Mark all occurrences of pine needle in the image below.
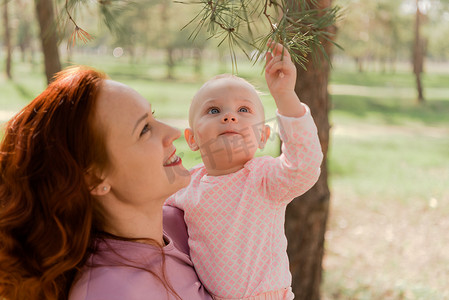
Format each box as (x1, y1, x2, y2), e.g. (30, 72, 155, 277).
(65, 0, 94, 50)
(69, 26, 94, 49)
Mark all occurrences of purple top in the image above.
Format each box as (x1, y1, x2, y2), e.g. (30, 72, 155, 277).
(69, 206, 212, 300)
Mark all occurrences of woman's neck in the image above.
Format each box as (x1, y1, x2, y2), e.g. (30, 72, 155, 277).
(100, 201, 165, 246)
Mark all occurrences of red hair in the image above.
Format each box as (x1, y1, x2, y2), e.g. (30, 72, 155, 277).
(0, 66, 108, 300)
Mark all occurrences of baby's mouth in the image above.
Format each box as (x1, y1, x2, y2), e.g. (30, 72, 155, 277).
(219, 130, 239, 136)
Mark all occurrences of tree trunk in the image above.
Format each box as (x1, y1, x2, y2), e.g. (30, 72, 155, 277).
(34, 0, 61, 84)
(193, 48, 203, 78)
(413, 0, 424, 103)
(166, 47, 175, 80)
(355, 57, 363, 73)
(285, 1, 335, 299)
(3, 0, 12, 79)
(159, 0, 175, 80)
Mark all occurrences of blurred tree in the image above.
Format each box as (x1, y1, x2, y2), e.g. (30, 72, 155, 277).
(333, 0, 368, 71)
(103, 1, 160, 64)
(373, 1, 406, 73)
(35, 0, 61, 83)
(171, 17, 210, 78)
(16, 3, 34, 63)
(334, 0, 409, 73)
(159, 0, 175, 79)
(411, 0, 449, 103)
(147, 0, 210, 79)
(413, 0, 425, 102)
(427, 0, 449, 60)
(334, 0, 449, 104)
(3, 0, 12, 79)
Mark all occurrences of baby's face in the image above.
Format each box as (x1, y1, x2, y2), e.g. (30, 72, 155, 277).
(188, 77, 269, 173)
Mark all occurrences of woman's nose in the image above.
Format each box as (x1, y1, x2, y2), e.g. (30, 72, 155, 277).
(221, 113, 238, 123)
(162, 122, 181, 146)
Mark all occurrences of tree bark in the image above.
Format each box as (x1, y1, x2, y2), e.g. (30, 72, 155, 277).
(413, 0, 424, 103)
(34, 0, 61, 84)
(285, 1, 335, 299)
(3, 0, 12, 79)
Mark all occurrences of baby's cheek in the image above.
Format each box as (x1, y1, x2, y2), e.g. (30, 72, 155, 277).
(196, 131, 210, 146)
(249, 124, 265, 141)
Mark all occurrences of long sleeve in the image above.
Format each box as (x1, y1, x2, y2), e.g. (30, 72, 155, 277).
(256, 104, 323, 204)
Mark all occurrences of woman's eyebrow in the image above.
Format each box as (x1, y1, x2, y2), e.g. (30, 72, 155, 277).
(132, 113, 149, 134)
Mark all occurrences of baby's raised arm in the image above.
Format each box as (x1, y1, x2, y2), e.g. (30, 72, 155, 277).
(265, 42, 306, 118)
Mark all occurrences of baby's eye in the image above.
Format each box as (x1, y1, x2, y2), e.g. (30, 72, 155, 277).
(140, 123, 151, 137)
(238, 107, 250, 113)
(208, 108, 220, 114)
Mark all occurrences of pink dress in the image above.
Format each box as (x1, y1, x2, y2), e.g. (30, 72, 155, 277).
(166, 108, 323, 299)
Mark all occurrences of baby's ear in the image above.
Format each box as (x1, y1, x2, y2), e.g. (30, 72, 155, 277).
(184, 128, 199, 151)
(258, 124, 271, 149)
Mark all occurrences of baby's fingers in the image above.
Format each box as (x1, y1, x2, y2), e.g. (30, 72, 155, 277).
(269, 61, 287, 78)
(265, 52, 278, 74)
(265, 54, 285, 74)
(267, 40, 291, 59)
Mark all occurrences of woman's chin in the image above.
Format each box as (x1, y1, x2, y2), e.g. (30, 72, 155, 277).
(165, 164, 191, 191)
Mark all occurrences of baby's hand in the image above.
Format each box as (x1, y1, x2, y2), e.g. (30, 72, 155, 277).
(265, 41, 297, 100)
(265, 41, 305, 117)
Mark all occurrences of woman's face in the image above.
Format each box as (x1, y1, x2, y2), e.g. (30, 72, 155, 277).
(94, 80, 190, 207)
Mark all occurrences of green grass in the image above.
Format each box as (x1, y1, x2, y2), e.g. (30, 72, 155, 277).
(329, 128, 449, 207)
(323, 63, 449, 300)
(331, 94, 449, 126)
(0, 63, 46, 111)
(1, 53, 449, 299)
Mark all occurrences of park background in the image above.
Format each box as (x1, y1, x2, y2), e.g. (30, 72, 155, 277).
(1, 0, 448, 299)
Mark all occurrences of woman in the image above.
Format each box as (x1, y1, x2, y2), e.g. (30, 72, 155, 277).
(0, 66, 212, 300)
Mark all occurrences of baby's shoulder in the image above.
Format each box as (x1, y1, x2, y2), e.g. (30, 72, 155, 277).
(245, 155, 276, 170)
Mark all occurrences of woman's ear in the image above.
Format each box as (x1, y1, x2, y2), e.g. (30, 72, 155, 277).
(85, 169, 110, 196)
(258, 124, 271, 149)
(90, 184, 110, 196)
(184, 128, 199, 151)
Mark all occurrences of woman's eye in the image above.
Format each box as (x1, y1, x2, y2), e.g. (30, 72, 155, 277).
(140, 124, 151, 137)
(238, 107, 250, 113)
(208, 108, 220, 114)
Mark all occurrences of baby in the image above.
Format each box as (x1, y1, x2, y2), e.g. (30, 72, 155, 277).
(166, 42, 323, 300)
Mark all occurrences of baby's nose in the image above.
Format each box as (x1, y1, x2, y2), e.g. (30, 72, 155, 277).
(222, 113, 237, 123)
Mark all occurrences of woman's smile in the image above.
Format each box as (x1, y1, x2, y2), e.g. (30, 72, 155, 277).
(164, 151, 182, 166)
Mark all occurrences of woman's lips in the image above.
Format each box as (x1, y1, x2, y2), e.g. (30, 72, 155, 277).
(163, 151, 182, 166)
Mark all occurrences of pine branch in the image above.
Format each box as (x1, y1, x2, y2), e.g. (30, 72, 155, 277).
(61, 0, 339, 71)
(179, 0, 340, 70)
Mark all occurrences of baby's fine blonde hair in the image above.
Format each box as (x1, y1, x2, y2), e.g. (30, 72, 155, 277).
(188, 74, 263, 127)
